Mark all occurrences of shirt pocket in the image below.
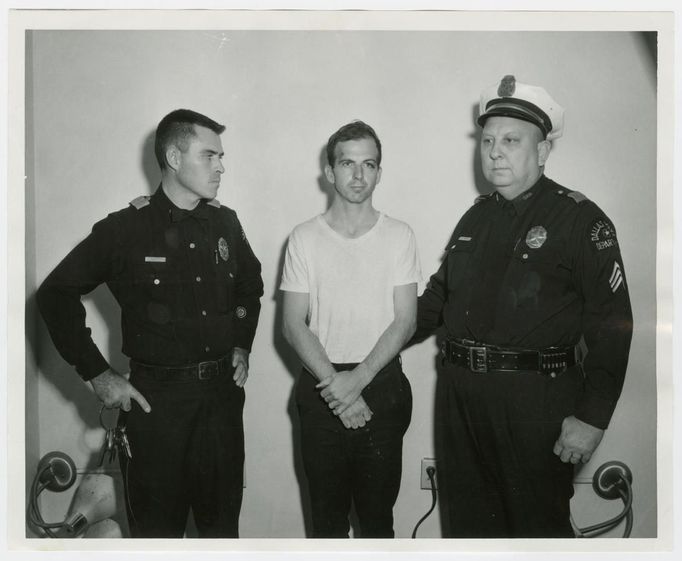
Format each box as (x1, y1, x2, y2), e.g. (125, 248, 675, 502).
(132, 263, 179, 324)
(446, 238, 477, 289)
(509, 243, 567, 310)
(512, 241, 566, 271)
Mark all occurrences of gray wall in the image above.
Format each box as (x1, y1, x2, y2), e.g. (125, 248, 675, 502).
(25, 30, 657, 538)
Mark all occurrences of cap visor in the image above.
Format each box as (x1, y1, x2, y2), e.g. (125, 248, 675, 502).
(477, 106, 548, 137)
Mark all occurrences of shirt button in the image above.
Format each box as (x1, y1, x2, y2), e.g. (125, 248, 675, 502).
(189, 242, 196, 249)
(522, 253, 529, 260)
(153, 278, 160, 285)
(550, 372, 557, 378)
(201, 310, 207, 316)
(205, 346, 210, 352)
(196, 276, 202, 282)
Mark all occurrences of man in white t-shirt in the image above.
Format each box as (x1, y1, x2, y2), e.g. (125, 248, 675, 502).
(281, 121, 421, 538)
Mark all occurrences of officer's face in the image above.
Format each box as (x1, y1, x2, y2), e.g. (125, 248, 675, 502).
(480, 117, 550, 200)
(324, 138, 382, 206)
(174, 125, 225, 202)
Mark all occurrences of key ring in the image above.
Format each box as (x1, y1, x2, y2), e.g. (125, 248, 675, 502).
(99, 405, 119, 431)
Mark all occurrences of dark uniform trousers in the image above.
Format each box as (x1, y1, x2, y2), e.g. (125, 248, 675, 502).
(119, 364, 245, 538)
(436, 362, 582, 538)
(296, 357, 412, 538)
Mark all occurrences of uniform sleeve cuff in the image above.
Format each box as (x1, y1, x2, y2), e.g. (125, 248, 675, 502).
(75, 345, 110, 381)
(233, 336, 254, 353)
(574, 394, 617, 430)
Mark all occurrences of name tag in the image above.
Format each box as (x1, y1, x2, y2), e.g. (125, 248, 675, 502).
(145, 256, 166, 263)
(458, 236, 472, 241)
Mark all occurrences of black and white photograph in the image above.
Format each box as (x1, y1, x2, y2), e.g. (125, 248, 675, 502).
(3, 2, 678, 559)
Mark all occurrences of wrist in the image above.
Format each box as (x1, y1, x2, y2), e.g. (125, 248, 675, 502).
(91, 367, 114, 384)
(354, 362, 375, 388)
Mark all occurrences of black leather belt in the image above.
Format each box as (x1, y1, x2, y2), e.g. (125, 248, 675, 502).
(131, 355, 233, 382)
(441, 339, 578, 376)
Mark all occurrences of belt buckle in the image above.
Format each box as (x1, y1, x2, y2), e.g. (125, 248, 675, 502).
(469, 346, 488, 373)
(198, 360, 219, 380)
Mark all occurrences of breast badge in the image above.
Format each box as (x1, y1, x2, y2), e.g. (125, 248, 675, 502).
(526, 226, 547, 249)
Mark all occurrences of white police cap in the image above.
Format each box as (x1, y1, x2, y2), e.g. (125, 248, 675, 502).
(478, 75, 565, 141)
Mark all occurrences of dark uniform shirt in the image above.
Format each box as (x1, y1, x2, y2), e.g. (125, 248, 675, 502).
(416, 175, 633, 429)
(37, 186, 264, 380)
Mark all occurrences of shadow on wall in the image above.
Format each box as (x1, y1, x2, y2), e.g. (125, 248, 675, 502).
(639, 31, 657, 88)
(268, 145, 336, 537)
(271, 242, 313, 537)
(470, 103, 494, 198)
(316, 145, 336, 209)
(141, 130, 161, 192)
(33, 129, 161, 459)
(406, 105, 490, 531)
(28, 132, 161, 537)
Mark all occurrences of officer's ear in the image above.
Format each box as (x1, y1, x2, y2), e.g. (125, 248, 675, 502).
(537, 140, 551, 167)
(166, 145, 181, 172)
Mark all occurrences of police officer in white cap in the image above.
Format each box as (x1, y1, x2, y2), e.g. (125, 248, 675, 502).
(415, 75, 633, 537)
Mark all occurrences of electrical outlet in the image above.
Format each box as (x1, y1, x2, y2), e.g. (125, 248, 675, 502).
(420, 458, 437, 490)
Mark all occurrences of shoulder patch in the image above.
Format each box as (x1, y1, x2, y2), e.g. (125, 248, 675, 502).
(590, 217, 619, 251)
(207, 198, 221, 208)
(567, 191, 588, 204)
(129, 195, 150, 210)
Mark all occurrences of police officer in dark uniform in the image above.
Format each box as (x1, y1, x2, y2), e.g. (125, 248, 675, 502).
(37, 109, 264, 538)
(416, 76, 633, 537)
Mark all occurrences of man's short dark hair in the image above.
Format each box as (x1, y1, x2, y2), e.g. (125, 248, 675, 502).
(326, 120, 382, 167)
(155, 109, 226, 170)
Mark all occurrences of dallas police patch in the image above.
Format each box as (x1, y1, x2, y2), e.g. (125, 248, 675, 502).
(590, 218, 618, 251)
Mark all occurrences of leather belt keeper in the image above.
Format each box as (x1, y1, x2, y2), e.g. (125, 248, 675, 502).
(131, 355, 233, 382)
(441, 339, 578, 375)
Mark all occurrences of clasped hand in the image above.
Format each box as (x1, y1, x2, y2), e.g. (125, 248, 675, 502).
(317, 369, 372, 430)
(317, 369, 367, 414)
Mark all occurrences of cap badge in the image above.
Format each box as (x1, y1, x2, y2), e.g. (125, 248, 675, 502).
(218, 237, 230, 261)
(526, 226, 547, 249)
(497, 75, 516, 97)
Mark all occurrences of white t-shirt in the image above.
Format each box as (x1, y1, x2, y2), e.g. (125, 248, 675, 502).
(280, 212, 422, 364)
